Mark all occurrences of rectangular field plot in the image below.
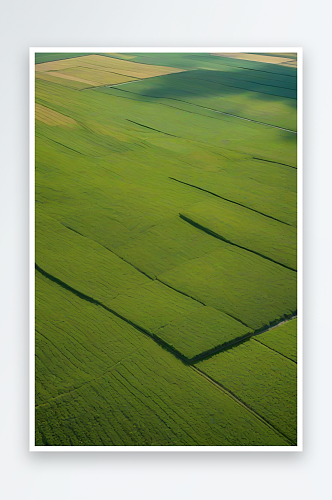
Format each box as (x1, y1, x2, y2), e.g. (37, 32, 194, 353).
(255, 318, 297, 362)
(180, 197, 297, 270)
(46, 68, 138, 87)
(197, 338, 297, 443)
(107, 280, 202, 333)
(155, 307, 253, 360)
(158, 244, 297, 330)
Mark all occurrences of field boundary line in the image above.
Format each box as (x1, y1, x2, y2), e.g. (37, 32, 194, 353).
(170, 177, 292, 226)
(155, 277, 250, 328)
(126, 119, 179, 138)
(252, 338, 297, 364)
(190, 365, 296, 446)
(61, 223, 155, 280)
(179, 213, 297, 272)
(252, 157, 297, 170)
(189, 313, 297, 363)
(186, 71, 296, 92)
(35, 262, 297, 365)
(35, 264, 194, 364)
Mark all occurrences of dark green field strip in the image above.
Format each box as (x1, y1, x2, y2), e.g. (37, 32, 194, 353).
(158, 244, 297, 331)
(35, 53, 94, 64)
(254, 318, 297, 362)
(106, 68, 296, 130)
(154, 307, 253, 361)
(96, 85, 297, 134)
(179, 199, 297, 270)
(35, 274, 288, 446)
(182, 67, 296, 91)
(114, 70, 296, 101)
(124, 53, 297, 77)
(207, 55, 297, 77)
(196, 339, 297, 443)
(102, 84, 297, 134)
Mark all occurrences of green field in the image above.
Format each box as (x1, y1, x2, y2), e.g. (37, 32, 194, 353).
(35, 52, 298, 447)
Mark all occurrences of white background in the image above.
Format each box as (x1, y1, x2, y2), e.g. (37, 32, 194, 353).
(0, 0, 330, 499)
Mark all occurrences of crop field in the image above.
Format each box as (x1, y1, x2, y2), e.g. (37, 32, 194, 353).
(35, 54, 184, 90)
(214, 53, 297, 66)
(34, 52, 298, 447)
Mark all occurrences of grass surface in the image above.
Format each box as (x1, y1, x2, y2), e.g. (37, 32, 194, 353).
(256, 318, 297, 362)
(35, 52, 298, 447)
(36, 274, 287, 446)
(158, 244, 297, 330)
(197, 339, 297, 443)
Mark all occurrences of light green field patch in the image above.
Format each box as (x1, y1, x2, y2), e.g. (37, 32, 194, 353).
(155, 306, 253, 360)
(256, 318, 297, 362)
(197, 339, 297, 443)
(158, 244, 297, 330)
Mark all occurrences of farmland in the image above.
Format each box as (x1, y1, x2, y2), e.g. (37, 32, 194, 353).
(35, 52, 298, 447)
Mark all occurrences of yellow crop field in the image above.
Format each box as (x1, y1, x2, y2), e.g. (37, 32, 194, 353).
(36, 54, 185, 82)
(35, 71, 92, 89)
(51, 67, 137, 86)
(214, 53, 296, 65)
(35, 103, 78, 127)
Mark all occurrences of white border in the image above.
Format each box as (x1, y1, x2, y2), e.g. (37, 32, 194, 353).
(29, 47, 302, 452)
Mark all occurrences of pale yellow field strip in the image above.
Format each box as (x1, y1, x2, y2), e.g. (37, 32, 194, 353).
(51, 67, 138, 86)
(280, 60, 298, 67)
(35, 54, 185, 79)
(268, 53, 297, 60)
(35, 58, 82, 72)
(213, 53, 296, 66)
(35, 103, 78, 127)
(43, 71, 97, 85)
(35, 71, 92, 89)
